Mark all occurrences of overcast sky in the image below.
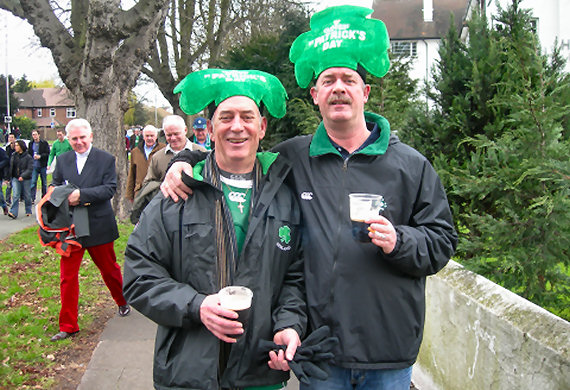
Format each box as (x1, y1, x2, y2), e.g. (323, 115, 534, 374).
(1, 0, 372, 108)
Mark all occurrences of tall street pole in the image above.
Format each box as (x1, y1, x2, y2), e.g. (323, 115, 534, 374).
(4, 13, 10, 134)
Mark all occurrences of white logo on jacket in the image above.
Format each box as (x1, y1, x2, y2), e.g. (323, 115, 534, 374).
(300, 192, 313, 200)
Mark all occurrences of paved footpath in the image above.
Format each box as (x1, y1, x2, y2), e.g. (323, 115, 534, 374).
(78, 308, 301, 389)
(78, 309, 156, 389)
(77, 308, 426, 390)
(0, 200, 38, 240)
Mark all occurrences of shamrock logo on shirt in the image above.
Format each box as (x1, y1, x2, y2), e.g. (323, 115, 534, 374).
(278, 225, 291, 244)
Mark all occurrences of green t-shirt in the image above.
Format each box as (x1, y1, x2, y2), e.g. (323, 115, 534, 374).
(48, 138, 73, 166)
(220, 175, 253, 255)
(216, 165, 287, 390)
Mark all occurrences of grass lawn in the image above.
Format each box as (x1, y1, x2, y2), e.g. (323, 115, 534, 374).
(0, 222, 133, 388)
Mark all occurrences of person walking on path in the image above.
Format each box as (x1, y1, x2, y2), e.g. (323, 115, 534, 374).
(191, 116, 212, 150)
(50, 118, 130, 342)
(5, 133, 16, 205)
(0, 146, 9, 215)
(7, 140, 33, 219)
(142, 115, 206, 187)
(129, 127, 142, 151)
(47, 129, 73, 173)
(28, 130, 50, 203)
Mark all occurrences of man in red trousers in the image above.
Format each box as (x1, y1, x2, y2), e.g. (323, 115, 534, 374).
(50, 118, 130, 342)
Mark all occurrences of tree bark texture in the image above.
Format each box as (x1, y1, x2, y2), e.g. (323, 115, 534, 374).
(0, 0, 170, 219)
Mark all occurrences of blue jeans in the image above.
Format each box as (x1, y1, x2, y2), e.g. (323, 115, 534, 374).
(300, 365, 412, 390)
(31, 166, 47, 201)
(5, 180, 12, 203)
(0, 181, 6, 208)
(10, 178, 32, 217)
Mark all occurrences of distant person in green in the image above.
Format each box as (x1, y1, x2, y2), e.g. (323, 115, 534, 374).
(48, 129, 73, 172)
(129, 127, 143, 150)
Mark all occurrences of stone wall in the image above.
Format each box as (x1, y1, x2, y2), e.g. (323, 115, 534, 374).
(413, 261, 570, 390)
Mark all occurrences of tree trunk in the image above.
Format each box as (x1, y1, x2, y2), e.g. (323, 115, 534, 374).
(75, 88, 130, 219)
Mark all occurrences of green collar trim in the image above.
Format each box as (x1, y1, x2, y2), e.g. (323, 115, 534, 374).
(193, 152, 279, 179)
(309, 112, 390, 157)
(256, 152, 279, 175)
(193, 160, 206, 181)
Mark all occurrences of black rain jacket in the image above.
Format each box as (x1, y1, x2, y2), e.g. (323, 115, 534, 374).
(9, 151, 33, 180)
(123, 152, 307, 389)
(272, 112, 457, 369)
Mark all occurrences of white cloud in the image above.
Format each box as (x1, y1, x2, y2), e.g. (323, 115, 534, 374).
(0, 10, 60, 82)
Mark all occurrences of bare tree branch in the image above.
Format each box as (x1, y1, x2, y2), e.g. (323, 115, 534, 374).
(0, 0, 25, 17)
(16, 0, 78, 86)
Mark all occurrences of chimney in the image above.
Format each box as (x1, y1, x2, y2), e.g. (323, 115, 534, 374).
(423, 0, 434, 22)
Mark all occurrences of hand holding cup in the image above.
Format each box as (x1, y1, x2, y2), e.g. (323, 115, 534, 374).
(218, 286, 253, 340)
(366, 216, 397, 254)
(200, 294, 243, 343)
(349, 193, 387, 242)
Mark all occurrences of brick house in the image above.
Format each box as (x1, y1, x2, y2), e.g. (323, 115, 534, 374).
(15, 87, 76, 139)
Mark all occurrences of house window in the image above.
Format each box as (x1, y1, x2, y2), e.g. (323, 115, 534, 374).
(529, 18, 538, 35)
(391, 41, 417, 57)
(37, 108, 42, 117)
(50, 108, 56, 117)
(66, 107, 76, 118)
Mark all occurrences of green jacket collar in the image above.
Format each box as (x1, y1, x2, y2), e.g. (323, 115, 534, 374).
(193, 151, 279, 181)
(309, 111, 391, 157)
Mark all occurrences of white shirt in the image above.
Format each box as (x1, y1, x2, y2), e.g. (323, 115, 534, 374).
(75, 145, 92, 174)
(165, 139, 193, 155)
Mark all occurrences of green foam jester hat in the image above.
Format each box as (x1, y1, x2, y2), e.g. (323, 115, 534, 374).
(289, 5, 391, 88)
(174, 69, 288, 118)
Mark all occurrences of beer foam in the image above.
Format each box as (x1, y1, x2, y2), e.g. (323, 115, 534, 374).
(219, 295, 251, 311)
(219, 286, 253, 310)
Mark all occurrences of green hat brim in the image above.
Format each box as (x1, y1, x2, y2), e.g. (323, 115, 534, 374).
(174, 69, 288, 118)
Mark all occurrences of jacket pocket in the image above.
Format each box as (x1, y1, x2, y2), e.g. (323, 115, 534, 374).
(181, 221, 217, 293)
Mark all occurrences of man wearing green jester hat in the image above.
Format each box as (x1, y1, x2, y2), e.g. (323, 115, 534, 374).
(123, 69, 307, 390)
(161, 5, 457, 390)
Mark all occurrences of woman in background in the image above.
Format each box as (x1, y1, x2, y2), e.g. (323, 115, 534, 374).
(7, 140, 33, 219)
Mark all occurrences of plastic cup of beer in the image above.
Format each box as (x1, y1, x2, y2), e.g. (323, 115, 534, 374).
(349, 193, 385, 242)
(218, 286, 253, 338)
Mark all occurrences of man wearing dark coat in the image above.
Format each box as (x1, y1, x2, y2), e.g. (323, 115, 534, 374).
(28, 130, 50, 202)
(50, 118, 130, 342)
